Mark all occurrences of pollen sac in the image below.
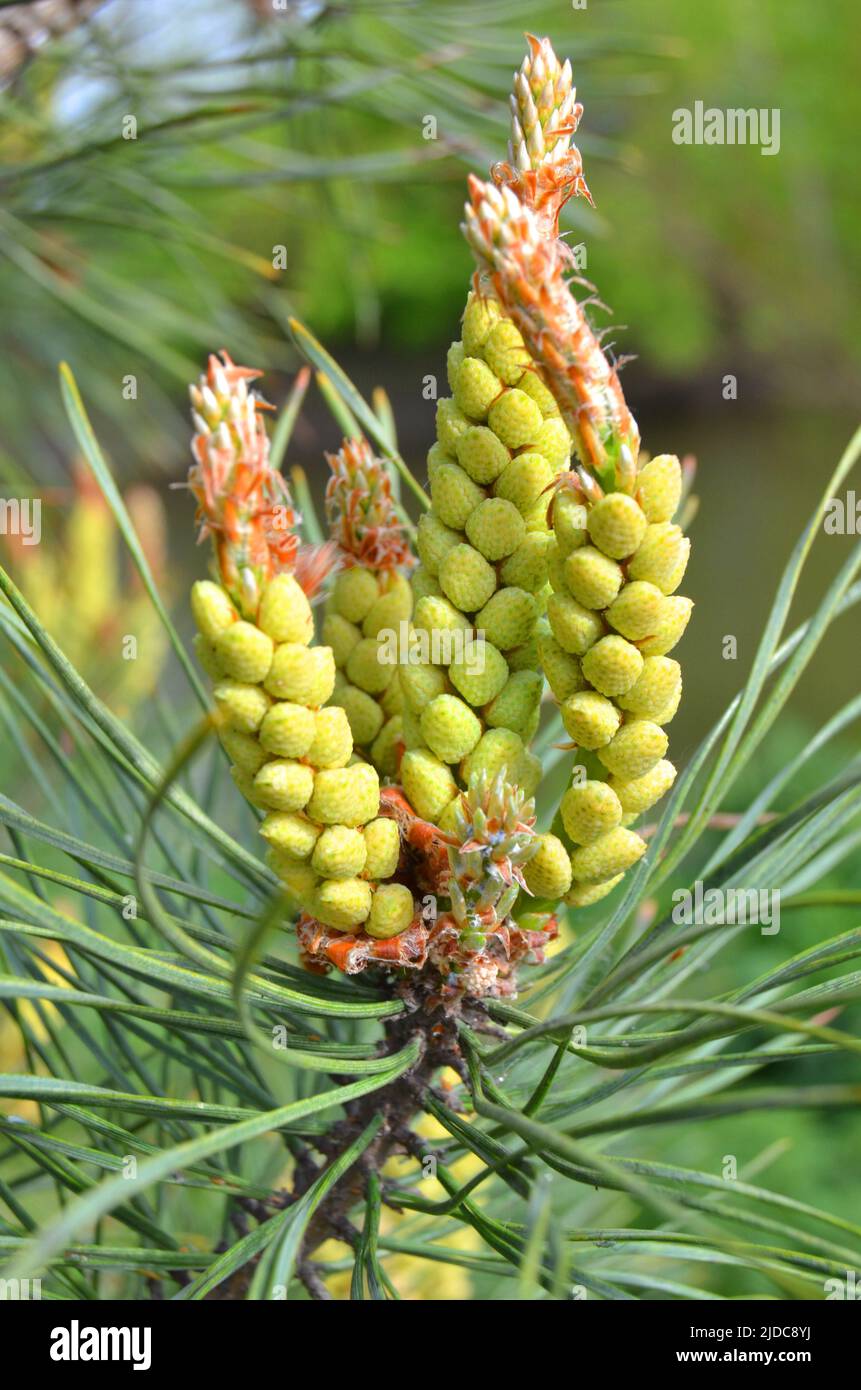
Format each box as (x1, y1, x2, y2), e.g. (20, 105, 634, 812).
(506, 634, 540, 672)
(265, 644, 335, 707)
(333, 566, 380, 624)
(483, 318, 530, 385)
(362, 817, 401, 880)
(569, 827, 646, 884)
(258, 573, 314, 645)
(606, 581, 667, 642)
(561, 779, 623, 845)
(485, 670, 543, 737)
(581, 634, 644, 696)
(401, 702, 424, 749)
(400, 659, 448, 713)
(410, 565, 442, 602)
(448, 640, 509, 706)
(533, 417, 572, 470)
(420, 693, 482, 763)
(517, 369, 562, 418)
(252, 759, 315, 812)
(447, 341, 465, 390)
(537, 629, 587, 702)
(362, 574, 413, 639)
(500, 532, 554, 592)
(617, 656, 681, 720)
(307, 706, 354, 769)
(460, 727, 523, 785)
(522, 832, 572, 899)
(366, 882, 415, 939)
(401, 747, 458, 822)
(465, 497, 525, 560)
(653, 680, 683, 724)
(436, 397, 471, 455)
(494, 451, 554, 514)
(371, 714, 403, 777)
(220, 727, 268, 776)
(453, 356, 502, 421)
(431, 461, 486, 530)
(215, 621, 274, 684)
(637, 595, 693, 656)
(313, 877, 373, 930)
(517, 748, 542, 797)
(462, 292, 502, 356)
(193, 634, 226, 680)
(311, 825, 368, 880)
(416, 511, 461, 576)
(587, 492, 647, 559)
(563, 545, 624, 610)
(522, 496, 554, 533)
(412, 595, 471, 661)
(487, 387, 543, 448)
(380, 671, 402, 717)
(426, 442, 451, 482)
(258, 701, 316, 758)
(475, 586, 538, 650)
(437, 795, 463, 834)
(191, 579, 237, 642)
(596, 719, 668, 780)
(636, 454, 682, 524)
(213, 681, 271, 734)
(560, 690, 622, 749)
(322, 612, 362, 667)
(333, 683, 384, 748)
(456, 425, 511, 484)
(609, 758, 677, 818)
(551, 492, 589, 555)
(307, 762, 380, 827)
(259, 811, 319, 862)
(271, 859, 319, 905)
(439, 542, 497, 612)
(345, 636, 391, 695)
(547, 590, 604, 655)
(628, 522, 690, 594)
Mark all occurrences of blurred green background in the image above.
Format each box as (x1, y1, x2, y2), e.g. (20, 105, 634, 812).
(1, 0, 859, 1297)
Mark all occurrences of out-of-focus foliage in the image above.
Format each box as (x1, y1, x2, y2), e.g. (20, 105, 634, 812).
(593, 0, 860, 401)
(0, 0, 666, 476)
(0, 462, 169, 713)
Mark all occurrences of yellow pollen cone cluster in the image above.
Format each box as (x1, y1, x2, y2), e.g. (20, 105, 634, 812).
(192, 572, 408, 935)
(459, 36, 693, 916)
(543, 455, 690, 904)
(187, 364, 413, 944)
(403, 289, 573, 853)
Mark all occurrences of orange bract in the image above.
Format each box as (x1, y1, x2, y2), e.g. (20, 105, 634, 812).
(463, 179, 639, 489)
(188, 350, 299, 615)
(491, 32, 592, 239)
(324, 437, 411, 571)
